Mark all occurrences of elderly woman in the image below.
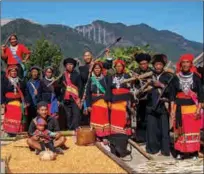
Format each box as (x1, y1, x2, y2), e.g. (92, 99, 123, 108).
(1, 65, 30, 136)
(170, 54, 204, 160)
(86, 61, 110, 143)
(39, 66, 59, 118)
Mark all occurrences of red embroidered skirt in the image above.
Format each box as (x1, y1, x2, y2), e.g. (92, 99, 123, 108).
(174, 104, 200, 153)
(3, 100, 25, 133)
(90, 99, 110, 137)
(110, 101, 131, 136)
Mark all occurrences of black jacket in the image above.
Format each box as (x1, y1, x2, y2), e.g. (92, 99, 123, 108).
(58, 70, 82, 101)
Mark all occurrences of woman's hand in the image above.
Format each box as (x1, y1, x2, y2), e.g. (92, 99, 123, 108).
(201, 103, 204, 109)
(55, 132, 61, 139)
(25, 103, 30, 108)
(87, 107, 92, 112)
(32, 135, 39, 141)
(1, 45, 6, 51)
(34, 89, 38, 96)
(83, 109, 88, 115)
(22, 59, 27, 63)
(105, 48, 110, 57)
(108, 102, 111, 108)
(195, 109, 201, 120)
(1, 104, 5, 108)
(132, 103, 136, 108)
(170, 111, 175, 121)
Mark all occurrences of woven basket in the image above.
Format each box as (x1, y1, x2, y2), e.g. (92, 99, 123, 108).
(76, 126, 96, 146)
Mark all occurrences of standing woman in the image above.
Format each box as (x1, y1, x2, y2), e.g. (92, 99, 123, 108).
(1, 65, 30, 136)
(109, 59, 133, 136)
(39, 67, 59, 118)
(1, 34, 31, 79)
(26, 66, 42, 130)
(86, 62, 110, 142)
(170, 54, 204, 160)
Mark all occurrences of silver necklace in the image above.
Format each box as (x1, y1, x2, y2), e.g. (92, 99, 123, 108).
(113, 74, 124, 89)
(178, 72, 193, 94)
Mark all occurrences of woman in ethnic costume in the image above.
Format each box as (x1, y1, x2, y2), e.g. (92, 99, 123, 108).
(39, 66, 59, 118)
(86, 62, 110, 142)
(1, 65, 30, 136)
(108, 59, 134, 136)
(1, 34, 31, 79)
(170, 54, 204, 160)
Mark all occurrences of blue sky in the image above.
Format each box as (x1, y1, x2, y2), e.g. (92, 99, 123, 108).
(2, 1, 203, 43)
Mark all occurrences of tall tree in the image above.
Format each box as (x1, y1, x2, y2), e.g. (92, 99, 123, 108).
(100, 44, 154, 73)
(26, 38, 63, 76)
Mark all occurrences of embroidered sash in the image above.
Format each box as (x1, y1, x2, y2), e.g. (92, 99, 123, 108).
(91, 76, 106, 94)
(63, 72, 80, 107)
(9, 47, 27, 77)
(15, 84, 27, 124)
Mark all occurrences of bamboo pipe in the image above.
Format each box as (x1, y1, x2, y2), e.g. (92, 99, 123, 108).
(121, 71, 153, 84)
(0, 131, 76, 141)
(128, 139, 154, 160)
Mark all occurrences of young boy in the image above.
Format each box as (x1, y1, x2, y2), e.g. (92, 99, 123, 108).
(32, 117, 57, 153)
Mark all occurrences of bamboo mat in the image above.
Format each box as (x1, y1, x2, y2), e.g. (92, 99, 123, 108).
(1, 138, 127, 173)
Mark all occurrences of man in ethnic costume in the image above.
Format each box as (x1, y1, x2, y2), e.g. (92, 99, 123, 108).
(59, 58, 82, 130)
(170, 54, 203, 160)
(134, 53, 152, 142)
(146, 54, 173, 156)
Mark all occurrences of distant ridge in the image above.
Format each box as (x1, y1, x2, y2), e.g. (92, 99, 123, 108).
(1, 18, 203, 61)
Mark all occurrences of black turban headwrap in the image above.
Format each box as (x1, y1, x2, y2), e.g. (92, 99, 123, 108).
(135, 53, 151, 63)
(152, 54, 168, 66)
(63, 57, 77, 68)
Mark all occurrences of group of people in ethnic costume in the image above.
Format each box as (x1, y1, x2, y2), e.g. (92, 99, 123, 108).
(1, 34, 204, 158)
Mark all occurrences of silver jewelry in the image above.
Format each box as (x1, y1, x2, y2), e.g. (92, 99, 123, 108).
(178, 72, 193, 94)
(113, 75, 124, 89)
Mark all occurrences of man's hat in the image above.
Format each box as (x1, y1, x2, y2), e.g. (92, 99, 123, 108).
(152, 54, 168, 66)
(63, 57, 77, 67)
(36, 117, 47, 126)
(135, 53, 151, 63)
(29, 66, 41, 72)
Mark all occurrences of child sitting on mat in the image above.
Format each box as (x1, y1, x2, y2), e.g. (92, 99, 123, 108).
(32, 117, 57, 153)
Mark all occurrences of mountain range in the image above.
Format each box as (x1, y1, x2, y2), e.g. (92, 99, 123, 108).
(1, 18, 203, 62)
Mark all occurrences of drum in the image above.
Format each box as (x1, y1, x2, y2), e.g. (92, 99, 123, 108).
(76, 126, 96, 146)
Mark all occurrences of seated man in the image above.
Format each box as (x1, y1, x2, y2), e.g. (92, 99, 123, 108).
(27, 101, 66, 154)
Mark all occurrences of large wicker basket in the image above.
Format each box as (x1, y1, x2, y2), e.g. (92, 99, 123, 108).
(76, 126, 96, 146)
